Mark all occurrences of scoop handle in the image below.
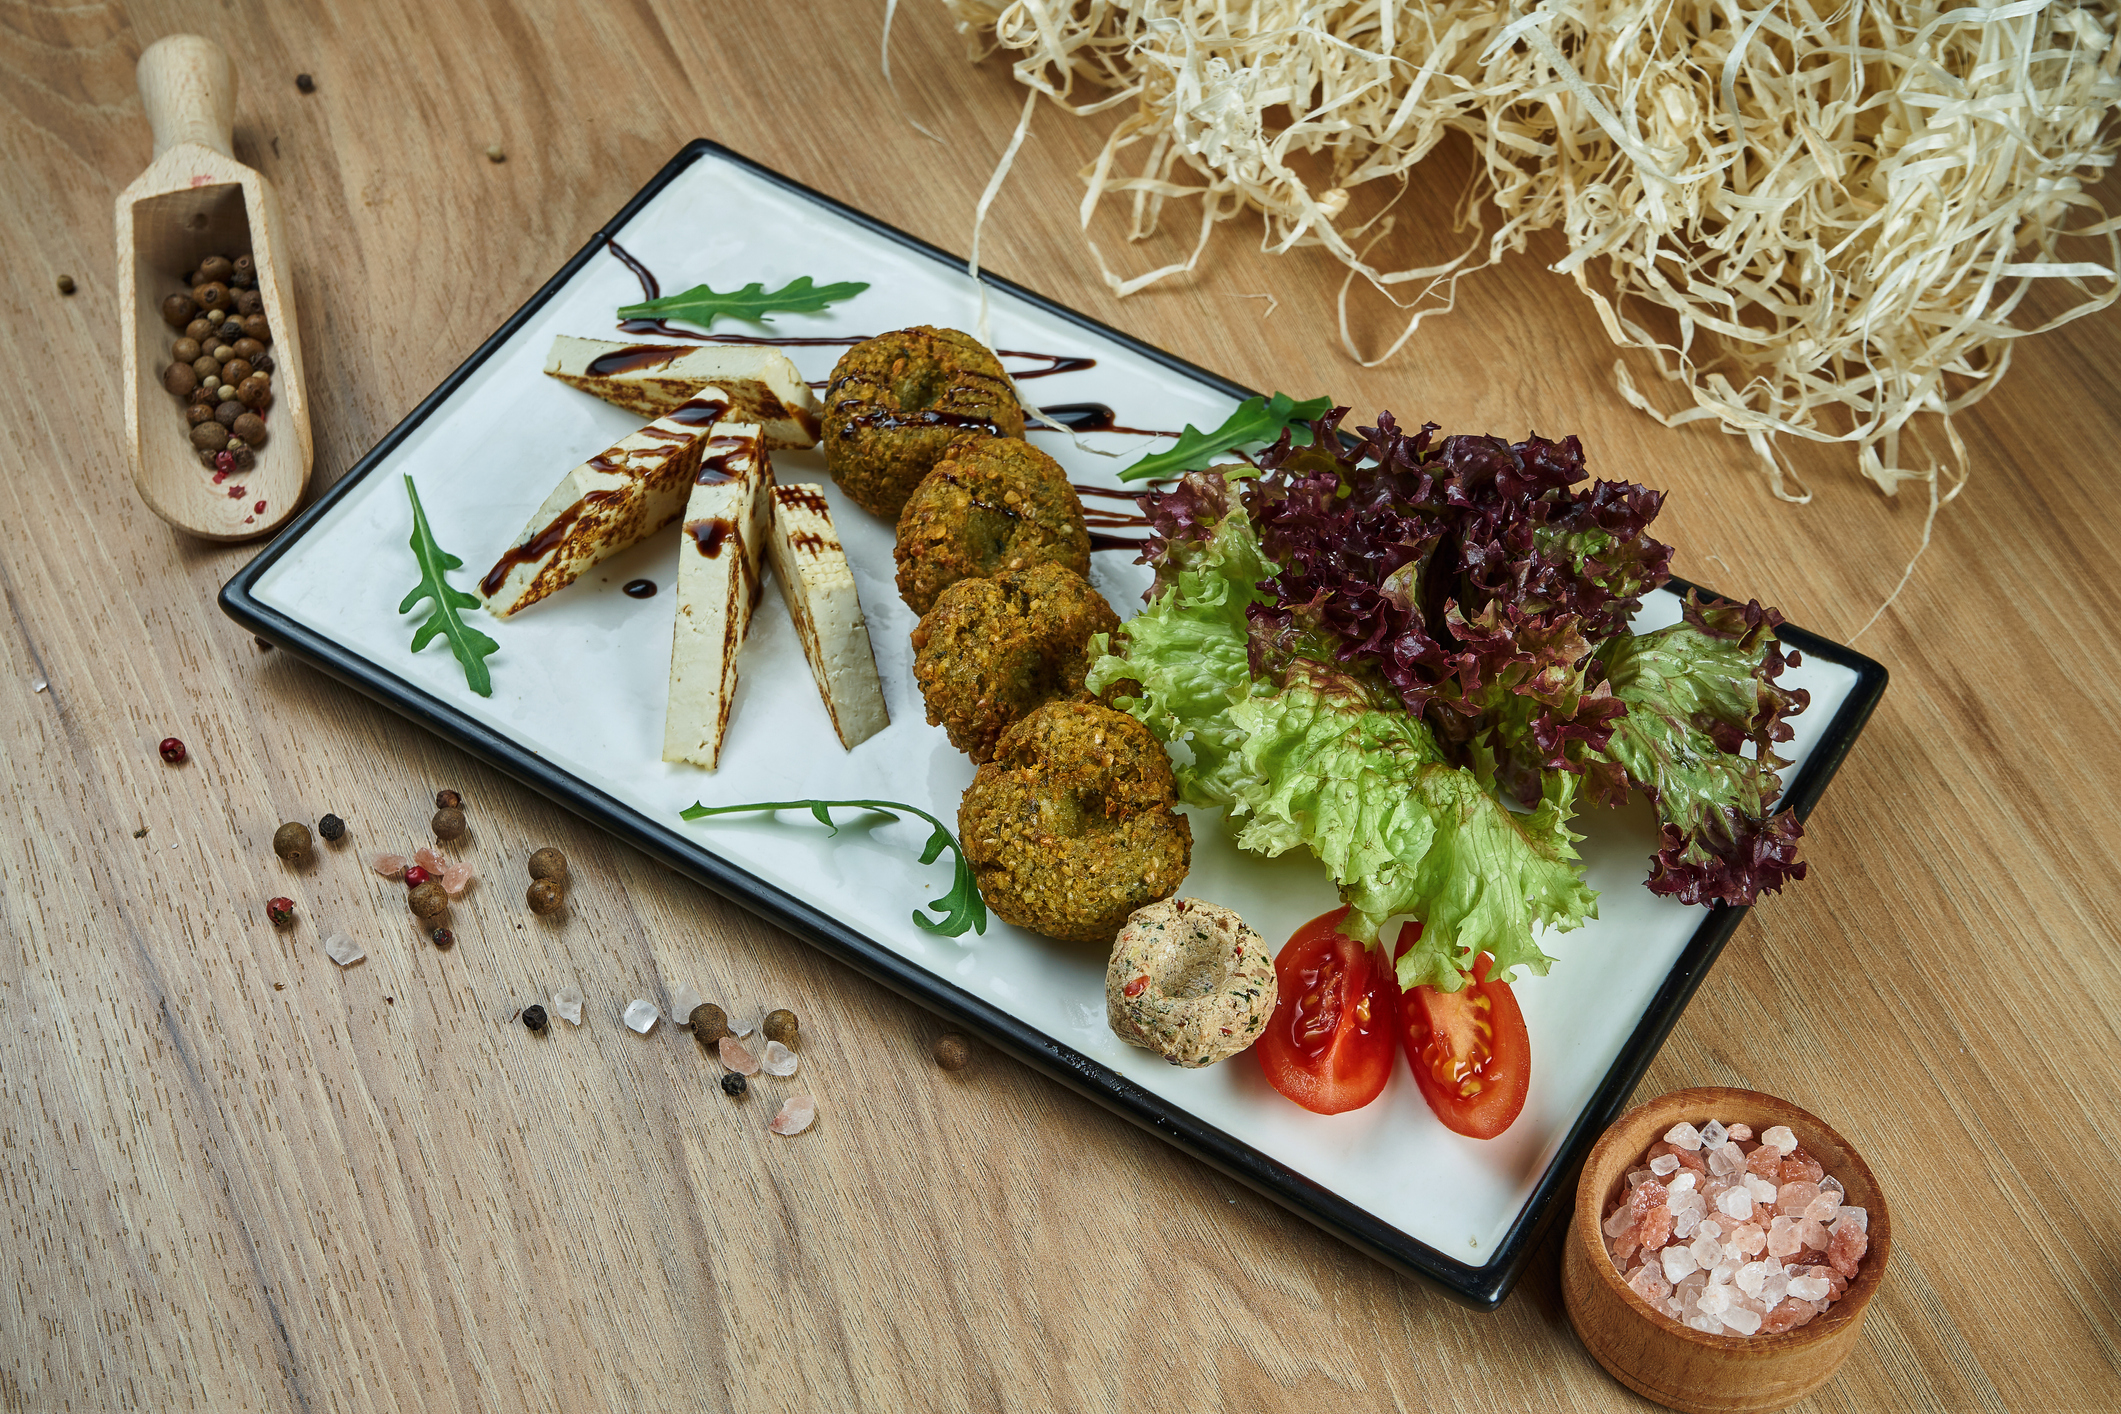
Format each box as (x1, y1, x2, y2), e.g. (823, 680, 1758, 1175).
(137, 34, 235, 159)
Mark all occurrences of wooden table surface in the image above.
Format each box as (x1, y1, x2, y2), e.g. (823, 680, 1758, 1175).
(5, 3, 2117, 1409)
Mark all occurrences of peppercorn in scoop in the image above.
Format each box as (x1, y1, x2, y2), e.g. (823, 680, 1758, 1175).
(157, 252, 278, 478)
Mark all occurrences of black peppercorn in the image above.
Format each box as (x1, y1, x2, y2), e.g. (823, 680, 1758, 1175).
(435, 788, 463, 810)
(295, 73, 315, 93)
(317, 813, 345, 842)
(430, 927, 455, 949)
(523, 1004, 548, 1032)
(720, 1072, 747, 1097)
(57, 274, 76, 295)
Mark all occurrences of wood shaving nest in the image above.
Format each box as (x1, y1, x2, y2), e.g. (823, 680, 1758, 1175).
(941, 0, 2121, 508)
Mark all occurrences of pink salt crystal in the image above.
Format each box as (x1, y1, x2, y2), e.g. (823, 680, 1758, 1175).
(1613, 1228, 1641, 1266)
(1746, 1145, 1784, 1182)
(1759, 1124, 1798, 1155)
(1777, 1180, 1822, 1217)
(370, 852, 406, 880)
(1758, 1298, 1810, 1334)
(1649, 1153, 1681, 1177)
(1731, 1222, 1766, 1256)
(1649, 1140, 1707, 1175)
(1627, 1167, 1652, 1188)
(440, 861, 474, 895)
(1717, 1186, 1755, 1221)
(1637, 1203, 1673, 1251)
(1803, 1190, 1841, 1223)
(1828, 1219, 1869, 1277)
(1628, 1178, 1669, 1224)
(1627, 1265, 1672, 1306)
(718, 1036, 761, 1075)
(1793, 1216, 1831, 1251)
(1604, 1203, 1637, 1239)
(1726, 1123, 1754, 1142)
(414, 846, 445, 875)
(1660, 1245, 1698, 1284)
(1721, 1303, 1764, 1336)
(768, 1094, 816, 1136)
(1767, 1216, 1803, 1259)
(1782, 1146, 1825, 1185)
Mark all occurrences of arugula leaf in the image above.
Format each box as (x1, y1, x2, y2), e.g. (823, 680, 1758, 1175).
(617, 276, 869, 330)
(679, 798, 986, 937)
(1117, 393, 1333, 482)
(399, 476, 499, 697)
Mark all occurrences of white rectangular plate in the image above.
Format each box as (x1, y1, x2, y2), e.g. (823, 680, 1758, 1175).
(222, 143, 1886, 1309)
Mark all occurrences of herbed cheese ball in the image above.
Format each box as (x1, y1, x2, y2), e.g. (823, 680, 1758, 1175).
(909, 563, 1120, 763)
(821, 326, 1025, 520)
(894, 436, 1091, 615)
(959, 702, 1192, 944)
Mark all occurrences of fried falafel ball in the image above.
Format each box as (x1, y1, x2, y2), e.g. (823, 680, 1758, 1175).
(894, 436, 1091, 615)
(821, 326, 1025, 520)
(959, 702, 1192, 944)
(911, 563, 1121, 762)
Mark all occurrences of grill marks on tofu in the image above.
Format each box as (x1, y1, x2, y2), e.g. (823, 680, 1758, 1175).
(768, 484, 889, 750)
(662, 425, 773, 769)
(480, 393, 734, 618)
(543, 336, 821, 448)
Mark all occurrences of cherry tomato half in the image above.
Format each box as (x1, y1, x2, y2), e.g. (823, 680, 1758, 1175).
(1393, 925, 1532, 1140)
(1256, 907, 1399, 1115)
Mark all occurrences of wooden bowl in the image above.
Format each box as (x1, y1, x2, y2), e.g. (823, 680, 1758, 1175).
(1562, 1087, 1891, 1413)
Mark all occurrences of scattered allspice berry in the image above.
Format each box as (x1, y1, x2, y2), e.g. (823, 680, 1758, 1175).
(526, 879, 564, 916)
(272, 821, 312, 861)
(522, 1004, 548, 1033)
(435, 789, 463, 810)
(430, 927, 455, 949)
(720, 1073, 748, 1098)
(527, 846, 567, 883)
(432, 806, 466, 840)
(317, 813, 346, 842)
(763, 1009, 799, 1047)
(933, 1034, 972, 1071)
(57, 274, 76, 295)
(689, 1003, 730, 1045)
(485, 144, 506, 163)
(266, 896, 296, 928)
(409, 881, 448, 918)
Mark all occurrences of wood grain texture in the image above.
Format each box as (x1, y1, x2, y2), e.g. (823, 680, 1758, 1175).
(1, 1, 2116, 1410)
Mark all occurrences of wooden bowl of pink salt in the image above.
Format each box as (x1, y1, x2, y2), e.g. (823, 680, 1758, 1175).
(1562, 1087, 1890, 1413)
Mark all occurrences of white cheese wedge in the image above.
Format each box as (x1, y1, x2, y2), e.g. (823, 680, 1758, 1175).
(479, 394, 742, 619)
(663, 423, 774, 769)
(767, 484, 889, 750)
(544, 336, 820, 448)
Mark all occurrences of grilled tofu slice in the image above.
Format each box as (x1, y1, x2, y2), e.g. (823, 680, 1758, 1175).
(663, 424, 775, 769)
(479, 395, 742, 619)
(544, 336, 820, 448)
(767, 484, 888, 750)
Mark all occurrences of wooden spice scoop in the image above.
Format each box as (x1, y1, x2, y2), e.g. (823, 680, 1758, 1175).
(116, 35, 311, 541)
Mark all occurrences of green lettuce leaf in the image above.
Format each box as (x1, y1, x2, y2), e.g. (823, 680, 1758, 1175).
(1224, 670, 1597, 991)
(1085, 501, 1275, 807)
(1591, 605, 1807, 905)
(1089, 498, 1598, 991)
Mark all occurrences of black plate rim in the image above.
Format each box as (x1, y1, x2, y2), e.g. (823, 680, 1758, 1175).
(218, 138, 1890, 1311)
